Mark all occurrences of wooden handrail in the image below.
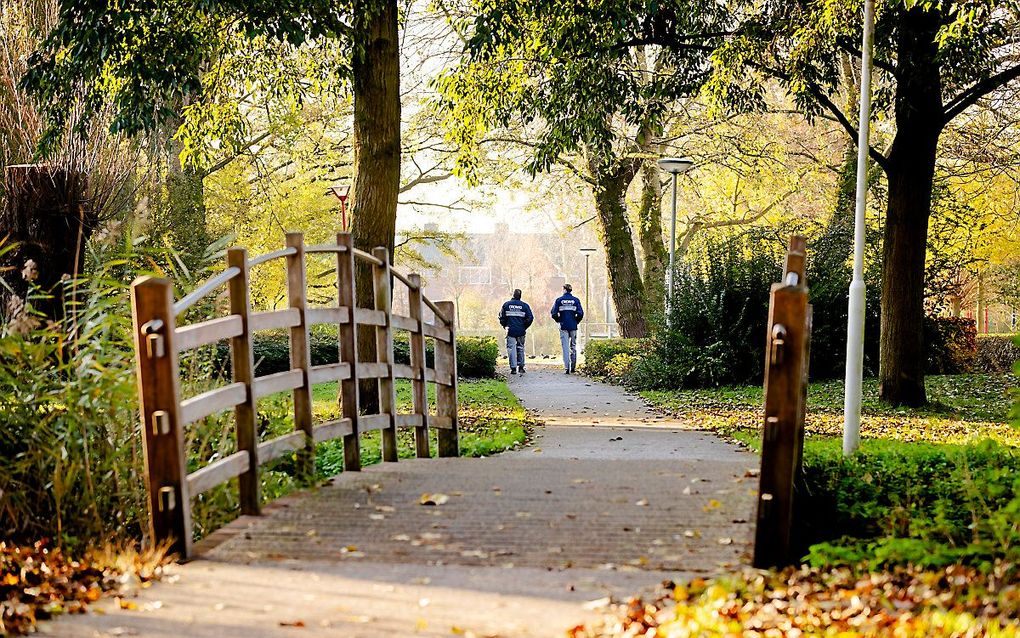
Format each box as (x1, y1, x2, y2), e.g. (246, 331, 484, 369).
(130, 232, 460, 559)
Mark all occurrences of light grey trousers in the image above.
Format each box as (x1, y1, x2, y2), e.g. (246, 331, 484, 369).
(506, 334, 526, 370)
(559, 329, 577, 371)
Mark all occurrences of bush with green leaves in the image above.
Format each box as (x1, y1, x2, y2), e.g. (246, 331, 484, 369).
(977, 333, 1020, 374)
(798, 439, 1020, 570)
(455, 336, 498, 378)
(627, 233, 780, 389)
(580, 338, 644, 378)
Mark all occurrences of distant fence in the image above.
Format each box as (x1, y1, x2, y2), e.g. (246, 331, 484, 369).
(131, 232, 459, 559)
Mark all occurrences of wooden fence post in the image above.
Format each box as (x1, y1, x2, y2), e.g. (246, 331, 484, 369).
(373, 247, 399, 462)
(434, 300, 459, 458)
(131, 277, 193, 558)
(285, 232, 314, 482)
(336, 233, 361, 471)
(753, 235, 810, 569)
(227, 247, 260, 515)
(407, 273, 430, 458)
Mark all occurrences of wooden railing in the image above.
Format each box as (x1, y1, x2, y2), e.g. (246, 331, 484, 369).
(753, 235, 811, 568)
(130, 232, 458, 559)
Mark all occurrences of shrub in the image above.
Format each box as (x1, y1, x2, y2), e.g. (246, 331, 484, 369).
(580, 338, 644, 378)
(630, 233, 780, 389)
(455, 335, 498, 378)
(976, 333, 1020, 373)
(924, 316, 976, 374)
(798, 439, 1020, 569)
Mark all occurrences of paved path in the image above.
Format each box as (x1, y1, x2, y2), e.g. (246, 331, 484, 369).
(48, 368, 756, 638)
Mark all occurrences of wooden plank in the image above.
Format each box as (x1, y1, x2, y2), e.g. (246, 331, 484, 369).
(354, 308, 387, 327)
(131, 276, 193, 558)
(175, 315, 243, 352)
(308, 362, 352, 385)
(257, 431, 308, 465)
(422, 323, 452, 342)
(286, 233, 314, 483)
(359, 414, 391, 432)
(307, 306, 351, 326)
(305, 244, 349, 254)
(250, 308, 301, 332)
(179, 383, 246, 426)
(394, 414, 422, 428)
(252, 370, 304, 399)
(247, 246, 297, 268)
(174, 266, 240, 316)
(313, 418, 354, 443)
(407, 273, 430, 458)
(336, 233, 361, 472)
(424, 368, 454, 386)
(227, 247, 259, 516)
(434, 300, 459, 457)
(358, 362, 389, 379)
(430, 416, 454, 430)
(373, 247, 399, 463)
(392, 363, 415, 379)
(753, 235, 810, 569)
(351, 247, 384, 266)
(186, 451, 250, 496)
(390, 315, 417, 332)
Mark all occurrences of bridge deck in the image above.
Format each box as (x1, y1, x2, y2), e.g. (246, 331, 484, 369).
(48, 369, 756, 637)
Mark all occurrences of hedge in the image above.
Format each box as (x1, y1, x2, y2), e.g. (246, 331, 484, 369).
(579, 338, 645, 381)
(976, 333, 1020, 373)
(215, 329, 498, 379)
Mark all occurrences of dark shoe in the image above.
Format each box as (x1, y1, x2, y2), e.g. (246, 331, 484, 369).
(510, 369, 517, 375)
(570, 366, 576, 374)
(519, 367, 526, 375)
(564, 369, 570, 374)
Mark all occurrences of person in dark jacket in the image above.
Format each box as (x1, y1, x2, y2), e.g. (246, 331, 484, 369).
(499, 289, 534, 374)
(550, 283, 584, 373)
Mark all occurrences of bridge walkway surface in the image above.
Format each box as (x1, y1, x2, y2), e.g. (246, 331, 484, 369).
(49, 367, 756, 638)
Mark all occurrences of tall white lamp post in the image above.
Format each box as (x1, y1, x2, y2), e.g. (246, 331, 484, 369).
(843, 0, 875, 457)
(656, 157, 695, 318)
(580, 247, 597, 345)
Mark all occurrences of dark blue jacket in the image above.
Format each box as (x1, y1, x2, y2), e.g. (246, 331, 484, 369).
(499, 299, 534, 337)
(551, 293, 584, 331)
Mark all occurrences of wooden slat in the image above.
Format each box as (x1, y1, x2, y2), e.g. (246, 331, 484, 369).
(186, 451, 250, 496)
(252, 370, 304, 399)
(336, 233, 361, 472)
(359, 414, 391, 432)
(424, 368, 454, 386)
(179, 383, 246, 426)
(392, 364, 415, 379)
(391, 269, 413, 288)
(430, 416, 454, 430)
(308, 362, 352, 384)
(305, 244, 348, 254)
(422, 323, 452, 343)
(351, 247, 384, 266)
(394, 414, 422, 428)
(250, 308, 301, 332)
(434, 300, 459, 457)
(257, 431, 308, 465)
(354, 308, 387, 326)
(248, 246, 297, 268)
(390, 315, 417, 332)
(373, 246, 399, 463)
(423, 297, 451, 325)
(227, 247, 260, 516)
(358, 362, 389, 379)
(407, 273, 430, 458)
(176, 315, 243, 352)
(286, 233, 314, 482)
(313, 418, 354, 443)
(307, 306, 351, 326)
(174, 267, 240, 316)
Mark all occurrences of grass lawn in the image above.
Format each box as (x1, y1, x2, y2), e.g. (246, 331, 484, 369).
(308, 377, 532, 475)
(640, 373, 1019, 449)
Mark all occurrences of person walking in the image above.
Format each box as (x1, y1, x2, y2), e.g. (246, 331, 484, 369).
(551, 283, 584, 373)
(499, 289, 534, 375)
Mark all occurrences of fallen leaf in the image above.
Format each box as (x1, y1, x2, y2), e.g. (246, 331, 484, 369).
(419, 493, 449, 506)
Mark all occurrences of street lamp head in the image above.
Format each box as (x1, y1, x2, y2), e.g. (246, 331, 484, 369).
(657, 157, 695, 175)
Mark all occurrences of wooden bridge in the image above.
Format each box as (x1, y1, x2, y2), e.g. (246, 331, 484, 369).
(130, 232, 459, 559)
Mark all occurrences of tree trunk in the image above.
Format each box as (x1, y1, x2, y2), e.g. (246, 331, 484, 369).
(636, 160, 667, 316)
(1, 164, 93, 321)
(878, 7, 943, 407)
(349, 0, 401, 412)
(591, 160, 647, 337)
